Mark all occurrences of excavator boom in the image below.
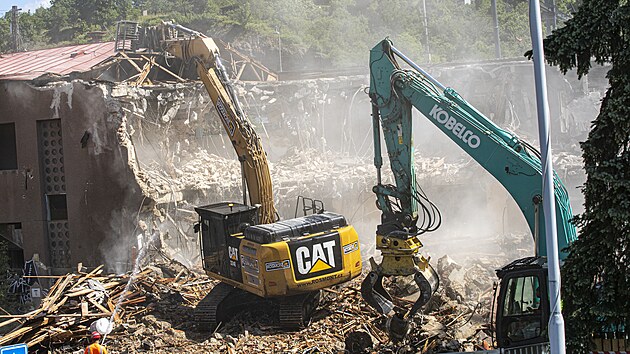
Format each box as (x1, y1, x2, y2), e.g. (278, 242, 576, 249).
(362, 39, 578, 341)
(370, 39, 576, 257)
(162, 24, 277, 224)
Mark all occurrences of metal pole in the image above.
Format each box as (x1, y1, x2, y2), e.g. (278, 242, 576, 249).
(390, 44, 445, 91)
(529, 1, 565, 353)
(10, 6, 20, 52)
(276, 27, 283, 72)
(422, 0, 431, 63)
(491, 0, 502, 59)
(551, 0, 557, 30)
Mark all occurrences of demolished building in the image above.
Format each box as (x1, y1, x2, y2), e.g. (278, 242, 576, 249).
(0, 38, 603, 278)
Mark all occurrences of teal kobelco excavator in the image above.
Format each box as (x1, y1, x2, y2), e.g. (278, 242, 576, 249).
(361, 39, 577, 349)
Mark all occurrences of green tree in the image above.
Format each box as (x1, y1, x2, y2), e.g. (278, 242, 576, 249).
(537, 0, 630, 351)
(0, 0, 582, 67)
(37, 0, 137, 44)
(0, 16, 10, 53)
(43, 0, 79, 43)
(425, 0, 495, 62)
(76, 0, 136, 30)
(18, 9, 49, 50)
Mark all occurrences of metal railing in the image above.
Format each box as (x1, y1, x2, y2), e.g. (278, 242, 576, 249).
(502, 342, 550, 354)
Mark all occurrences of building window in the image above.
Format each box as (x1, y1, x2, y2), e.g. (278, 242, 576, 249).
(46, 194, 68, 221)
(0, 123, 18, 170)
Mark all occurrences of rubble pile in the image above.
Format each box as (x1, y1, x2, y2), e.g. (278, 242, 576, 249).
(1, 256, 502, 353)
(0, 260, 215, 351)
(111, 80, 489, 210)
(137, 145, 479, 215)
(140, 149, 243, 202)
(554, 151, 585, 181)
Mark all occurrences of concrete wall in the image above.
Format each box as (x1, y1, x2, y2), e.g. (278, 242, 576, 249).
(0, 80, 143, 274)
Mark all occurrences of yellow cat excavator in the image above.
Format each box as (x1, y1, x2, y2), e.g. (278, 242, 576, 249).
(144, 22, 362, 329)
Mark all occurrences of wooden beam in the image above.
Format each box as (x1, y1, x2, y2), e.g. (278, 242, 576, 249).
(119, 52, 153, 85)
(80, 301, 88, 317)
(140, 54, 186, 82)
(235, 63, 246, 81)
(134, 56, 154, 86)
(87, 298, 111, 315)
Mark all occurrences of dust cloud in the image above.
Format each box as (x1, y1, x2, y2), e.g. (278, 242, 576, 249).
(102, 44, 600, 272)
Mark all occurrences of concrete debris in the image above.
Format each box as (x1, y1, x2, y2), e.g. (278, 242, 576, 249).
(0, 256, 502, 353)
(97, 76, 587, 272)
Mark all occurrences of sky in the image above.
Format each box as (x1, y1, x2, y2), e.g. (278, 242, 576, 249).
(0, 0, 50, 14)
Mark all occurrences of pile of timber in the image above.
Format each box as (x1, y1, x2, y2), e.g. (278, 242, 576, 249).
(0, 262, 215, 350)
(0, 257, 501, 353)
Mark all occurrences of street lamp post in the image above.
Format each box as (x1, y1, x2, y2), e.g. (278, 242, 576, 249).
(421, 0, 431, 63)
(491, 0, 502, 58)
(529, 1, 566, 353)
(275, 26, 283, 72)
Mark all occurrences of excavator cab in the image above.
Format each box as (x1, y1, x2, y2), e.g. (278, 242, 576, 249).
(494, 257, 550, 348)
(195, 202, 258, 280)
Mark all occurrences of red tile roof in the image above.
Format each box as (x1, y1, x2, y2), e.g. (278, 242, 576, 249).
(0, 42, 116, 80)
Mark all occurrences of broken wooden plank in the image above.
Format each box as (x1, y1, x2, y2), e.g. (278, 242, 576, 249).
(107, 299, 121, 324)
(140, 54, 186, 82)
(26, 332, 49, 348)
(47, 296, 69, 314)
(120, 296, 146, 306)
(65, 279, 126, 298)
(0, 327, 30, 346)
(119, 52, 153, 85)
(41, 274, 73, 312)
(80, 301, 88, 317)
(71, 265, 104, 289)
(45, 313, 112, 318)
(134, 56, 154, 86)
(87, 298, 111, 315)
(0, 319, 43, 346)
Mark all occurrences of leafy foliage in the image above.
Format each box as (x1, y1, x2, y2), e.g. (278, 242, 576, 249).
(1, 0, 579, 69)
(0, 16, 10, 53)
(541, 0, 630, 351)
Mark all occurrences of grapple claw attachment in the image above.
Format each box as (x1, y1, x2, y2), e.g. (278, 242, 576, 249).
(360, 270, 394, 315)
(360, 255, 439, 342)
(408, 264, 439, 316)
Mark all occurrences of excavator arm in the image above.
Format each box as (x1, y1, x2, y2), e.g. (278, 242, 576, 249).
(361, 39, 577, 340)
(161, 24, 277, 224)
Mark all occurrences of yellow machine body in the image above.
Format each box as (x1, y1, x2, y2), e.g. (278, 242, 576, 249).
(195, 202, 362, 298)
(215, 226, 361, 297)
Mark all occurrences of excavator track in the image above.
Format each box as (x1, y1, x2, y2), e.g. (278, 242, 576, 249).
(197, 283, 323, 330)
(278, 290, 321, 328)
(195, 282, 235, 331)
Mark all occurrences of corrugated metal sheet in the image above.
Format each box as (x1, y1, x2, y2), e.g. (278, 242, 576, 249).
(0, 42, 116, 80)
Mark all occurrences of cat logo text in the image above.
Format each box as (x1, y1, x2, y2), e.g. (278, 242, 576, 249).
(289, 233, 343, 281)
